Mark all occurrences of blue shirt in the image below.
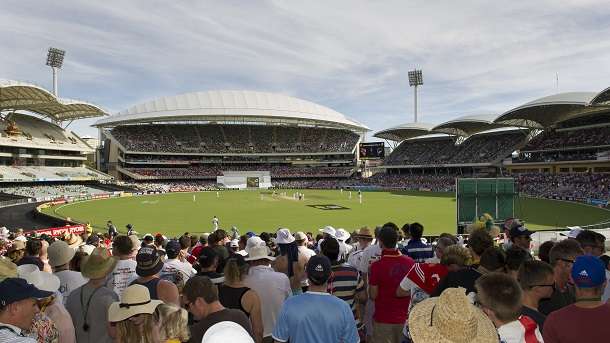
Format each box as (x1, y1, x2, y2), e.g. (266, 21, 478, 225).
(401, 239, 434, 262)
(272, 291, 359, 343)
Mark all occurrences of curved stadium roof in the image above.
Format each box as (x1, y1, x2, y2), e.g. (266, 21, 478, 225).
(432, 113, 505, 136)
(373, 122, 436, 141)
(94, 90, 369, 131)
(0, 79, 108, 120)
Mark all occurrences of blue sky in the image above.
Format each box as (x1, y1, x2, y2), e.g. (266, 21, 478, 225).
(1, 0, 610, 139)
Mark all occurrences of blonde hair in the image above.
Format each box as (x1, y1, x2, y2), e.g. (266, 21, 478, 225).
(115, 304, 190, 343)
(223, 256, 249, 284)
(441, 245, 471, 267)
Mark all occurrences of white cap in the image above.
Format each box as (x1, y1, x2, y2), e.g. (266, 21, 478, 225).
(202, 321, 254, 343)
(276, 228, 295, 244)
(319, 226, 336, 237)
(561, 227, 583, 239)
(335, 228, 350, 242)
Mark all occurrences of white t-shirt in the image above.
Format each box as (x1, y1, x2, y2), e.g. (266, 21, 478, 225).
(54, 270, 88, 305)
(159, 258, 196, 288)
(106, 259, 137, 297)
(497, 317, 543, 343)
(357, 243, 382, 274)
(298, 246, 316, 260)
(339, 241, 353, 261)
(244, 265, 291, 337)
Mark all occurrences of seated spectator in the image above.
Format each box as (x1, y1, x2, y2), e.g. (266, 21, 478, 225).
(575, 230, 606, 257)
(183, 276, 253, 343)
(272, 255, 359, 343)
(107, 235, 138, 296)
(401, 223, 434, 262)
(196, 247, 225, 284)
(6, 240, 26, 264)
(130, 246, 180, 306)
(538, 239, 584, 315)
(0, 278, 54, 342)
(509, 225, 534, 255)
(425, 236, 456, 264)
(243, 243, 290, 342)
(476, 272, 543, 342)
(408, 287, 498, 343)
(543, 255, 610, 342)
(17, 239, 44, 271)
(160, 240, 195, 292)
(218, 256, 263, 343)
(369, 225, 415, 343)
(519, 260, 554, 332)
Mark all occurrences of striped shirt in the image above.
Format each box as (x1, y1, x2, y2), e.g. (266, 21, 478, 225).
(327, 263, 365, 321)
(401, 239, 434, 262)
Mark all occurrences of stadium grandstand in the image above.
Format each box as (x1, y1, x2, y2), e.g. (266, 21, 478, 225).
(0, 80, 111, 183)
(94, 90, 368, 181)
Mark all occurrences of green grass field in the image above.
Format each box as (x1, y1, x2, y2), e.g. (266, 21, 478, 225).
(41, 189, 610, 237)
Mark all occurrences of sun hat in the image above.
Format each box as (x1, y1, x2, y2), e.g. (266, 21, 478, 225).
(80, 247, 118, 279)
(48, 240, 76, 267)
(136, 246, 164, 277)
(17, 264, 39, 278)
(0, 257, 17, 281)
(245, 236, 266, 254)
(65, 233, 83, 249)
(108, 284, 163, 322)
(294, 232, 308, 242)
(7, 240, 26, 254)
(409, 287, 498, 343)
(319, 226, 336, 237)
(128, 235, 141, 251)
(355, 227, 374, 239)
(202, 321, 254, 343)
(244, 245, 275, 262)
(276, 228, 295, 245)
(79, 244, 96, 256)
(335, 228, 350, 242)
(306, 255, 332, 285)
(0, 278, 54, 307)
(571, 255, 606, 288)
(21, 270, 60, 293)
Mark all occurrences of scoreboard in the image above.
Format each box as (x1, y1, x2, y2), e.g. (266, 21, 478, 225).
(359, 142, 385, 159)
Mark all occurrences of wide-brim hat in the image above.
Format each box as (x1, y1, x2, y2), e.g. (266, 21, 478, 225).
(80, 247, 118, 279)
(319, 226, 336, 237)
(0, 257, 18, 281)
(335, 228, 350, 242)
(65, 233, 83, 249)
(354, 227, 373, 239)
(48, 240, 76, 267)
(294, 231, 308, 242)
(409, 287, 498, 343)
(7, 240, 26, 254)
(244, 245, 275, 262)
(276, 228, 295, 245)
(17, 264, 39, 278)
(21, 270, 60, 293)
(108, 284, 163, 322)
(245, 236, 265, 254)
(135, 246, 164, 277)
(202, 321, 254, 343)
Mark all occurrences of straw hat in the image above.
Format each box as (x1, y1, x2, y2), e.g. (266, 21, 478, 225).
(21, 270, 60, 293)
(0, 257, 17, 281)
(355, 227, 374, 239)
(48, 241, 76, 267)
(108, 284, 163, 322)
(80, 247, 117, 279)
(65, 233, 83, 249)
(7, 240, 26, 254)
(409, 287, 498, 343)
(244, 245, 275, 262)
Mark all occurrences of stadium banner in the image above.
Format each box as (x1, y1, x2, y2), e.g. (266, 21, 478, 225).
(27, 224, 85, 237)
(359, 142, 385, 160)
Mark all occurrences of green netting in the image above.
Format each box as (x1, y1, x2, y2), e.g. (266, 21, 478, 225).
(457, 178, 515, 223)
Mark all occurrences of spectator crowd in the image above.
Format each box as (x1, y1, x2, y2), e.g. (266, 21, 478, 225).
(0, 216, 609, 343)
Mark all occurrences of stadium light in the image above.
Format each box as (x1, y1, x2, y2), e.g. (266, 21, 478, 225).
(46, 47, 66, 97)
(408, 69, 423, 122)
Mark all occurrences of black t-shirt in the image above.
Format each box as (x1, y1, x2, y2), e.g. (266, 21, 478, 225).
(212, 245, 230, 273)
(538, 285, 575, 316)
(521, 306, 547, 332)
(432, 267, 482, 297)
(188, 308, 253, 343)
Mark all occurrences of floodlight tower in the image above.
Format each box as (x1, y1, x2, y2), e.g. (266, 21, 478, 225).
(408, 69, 423, 122)
(46, 47, 66, 97)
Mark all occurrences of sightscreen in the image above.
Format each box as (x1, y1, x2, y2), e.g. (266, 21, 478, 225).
(457, 178, 516, 224)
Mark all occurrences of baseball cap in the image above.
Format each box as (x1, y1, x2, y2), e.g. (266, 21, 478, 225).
(143, 234, 154, 242)
(0, 277, 53, 307)
(136, 246, 163, 277)
(164, 240, 181, 256)
(509, 225, 533, 238)
(86, 234, 100, 245)
(306, 255, 332, 285)
(571, 255, 606, 288)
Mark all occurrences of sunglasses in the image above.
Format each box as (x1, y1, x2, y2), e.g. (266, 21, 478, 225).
(559, 258, 575, 264)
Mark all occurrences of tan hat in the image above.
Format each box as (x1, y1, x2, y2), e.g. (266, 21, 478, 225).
(128, 235, 141, 251)
(65, 233, 83, 249)
(80, 247, 117, 279)
(244, 245, 275, 262)
(409, 287, 498, 343)
(48, 241, 76, 267)
(7, 240, 26, 254)
(22, 270, 60, 293)
(355, 227, 373, 239)
(294, 232, 308, 242)
(0, 257, 17, 281)
(108, 284, 163, 322)
(17, 264, 39, 277)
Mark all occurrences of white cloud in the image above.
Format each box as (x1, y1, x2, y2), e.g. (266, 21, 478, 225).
(0, 0, 609, 139)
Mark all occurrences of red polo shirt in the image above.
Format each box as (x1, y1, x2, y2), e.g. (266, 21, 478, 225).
(369, 249, 414, 324)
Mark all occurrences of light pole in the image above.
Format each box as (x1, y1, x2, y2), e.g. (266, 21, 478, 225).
(46, 47, 66, 97)
(408, 69, 423, 122)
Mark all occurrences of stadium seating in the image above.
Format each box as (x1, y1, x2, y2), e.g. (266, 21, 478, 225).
(0, 183, 107, 199)
(110, 124, 359, 154)
(123, 165, 354, 179)
(0, 166, 110, 182)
